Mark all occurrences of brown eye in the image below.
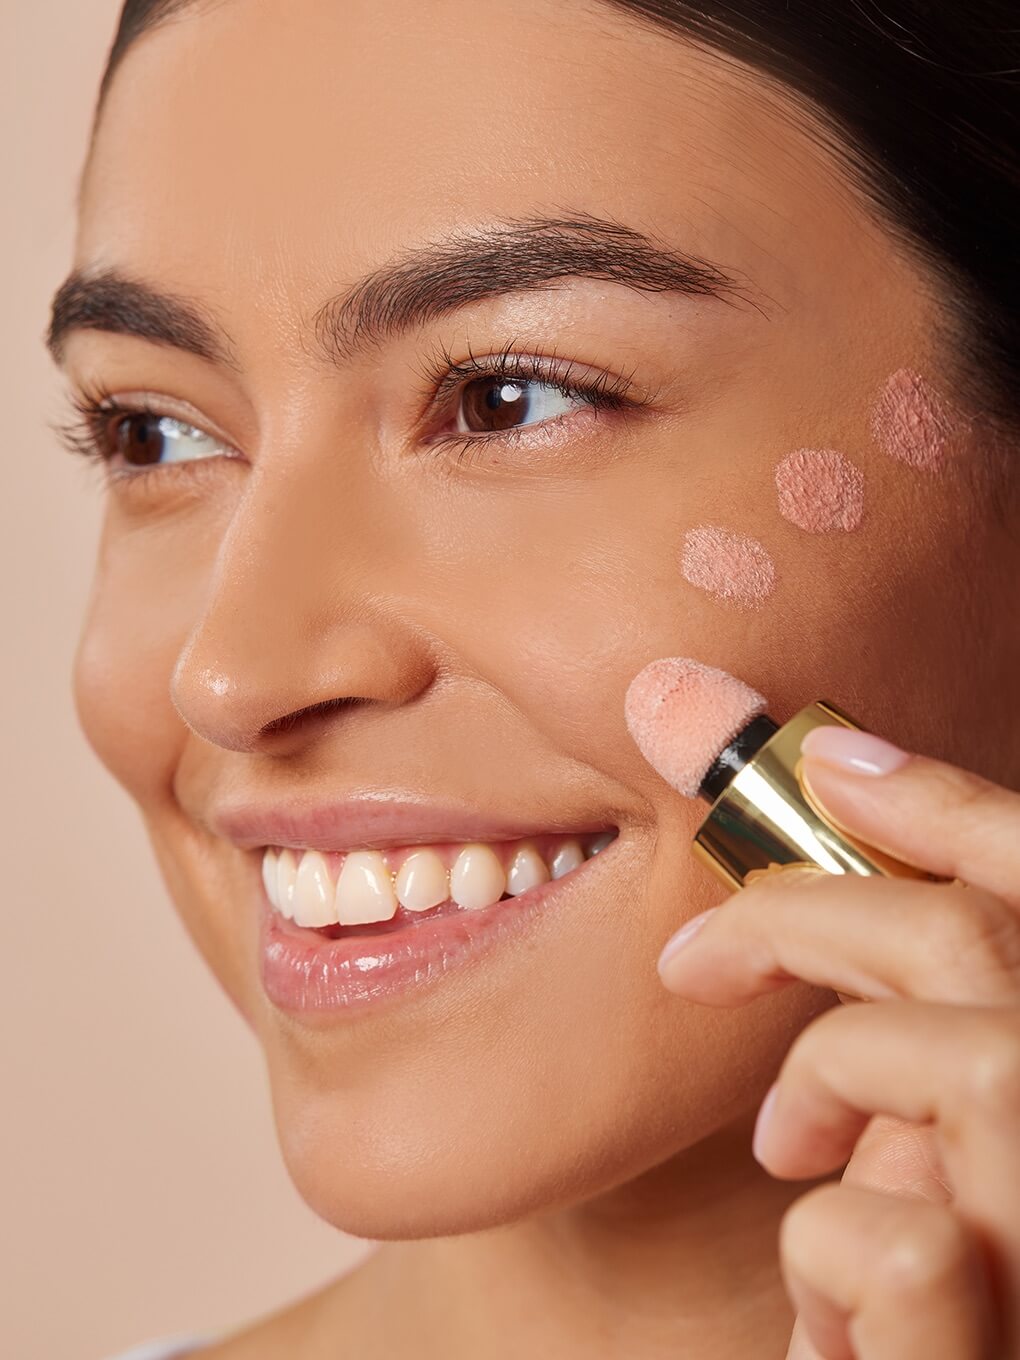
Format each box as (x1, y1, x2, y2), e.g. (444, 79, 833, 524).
(105, 412, 223, 468)
(455, 377, 576, 434)
(111, 413, 166, 466)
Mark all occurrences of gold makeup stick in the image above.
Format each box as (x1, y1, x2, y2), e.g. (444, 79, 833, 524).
(692, 701, 934, 889)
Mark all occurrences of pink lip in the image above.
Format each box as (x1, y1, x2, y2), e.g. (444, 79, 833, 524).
(213, 793, 614, 853)
(257, 844, 614, 1022)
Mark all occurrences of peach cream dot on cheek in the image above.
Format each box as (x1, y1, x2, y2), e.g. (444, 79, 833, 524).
(774, 448, 865, 533)
(680, 526, 776, 608)
(870, 368, 955, 471)
(624, 657, 768, 798)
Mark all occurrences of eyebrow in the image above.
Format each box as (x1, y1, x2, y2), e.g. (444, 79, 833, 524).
(46, 214, 755, 370)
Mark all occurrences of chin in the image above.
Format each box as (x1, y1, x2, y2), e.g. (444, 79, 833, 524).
(264, 1064, 727, 1242)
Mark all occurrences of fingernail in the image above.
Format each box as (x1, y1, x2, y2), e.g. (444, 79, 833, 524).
(800, 725, 910, 776)
(752, 1082, 780, 1164)
(657, 907, 718, 973)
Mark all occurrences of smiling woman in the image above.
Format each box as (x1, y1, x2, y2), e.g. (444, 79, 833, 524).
(47, 0, 1020, 1358)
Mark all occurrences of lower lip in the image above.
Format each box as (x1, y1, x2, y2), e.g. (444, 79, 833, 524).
(258, 850, 608, 1021)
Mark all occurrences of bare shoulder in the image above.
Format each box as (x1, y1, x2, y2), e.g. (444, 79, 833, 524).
(195, 1249, 386, 1360)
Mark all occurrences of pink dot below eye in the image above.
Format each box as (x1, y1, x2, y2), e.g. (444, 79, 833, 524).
(680, 525, 776, 608)
(774, 448, 865, 533)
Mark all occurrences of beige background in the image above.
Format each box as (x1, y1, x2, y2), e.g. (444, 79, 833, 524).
(2, 5, 371, 1357)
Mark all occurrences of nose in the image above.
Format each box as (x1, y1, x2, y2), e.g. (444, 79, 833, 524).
(170, 452, 436, 752)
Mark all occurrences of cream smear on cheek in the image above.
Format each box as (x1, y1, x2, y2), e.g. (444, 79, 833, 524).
(774, 448, 865, 533)
(680, 525, 776, 608)
(870, 367, 957, 471)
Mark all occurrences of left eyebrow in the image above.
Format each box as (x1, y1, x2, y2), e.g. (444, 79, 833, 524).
(46, 213, 758, 371)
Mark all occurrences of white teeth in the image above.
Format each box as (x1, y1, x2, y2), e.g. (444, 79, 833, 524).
(450, 843, 506, 910)
(336, 850, 398, 925)
(550, 839, 585, 880)
(506, 844, 550, 896)
(587, 832, 615, 856)
(276, 849, 298, 920)
(395, 849, 449, 912)
(262, 848, 279, 908)
(264, 829, 613, 927)
(293, 849, 339, 928)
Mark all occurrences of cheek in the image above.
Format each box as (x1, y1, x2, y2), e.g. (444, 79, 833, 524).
(465, 456, 978, 792)
(72, 526, 203, 809)
(72, 543, 260, 1011)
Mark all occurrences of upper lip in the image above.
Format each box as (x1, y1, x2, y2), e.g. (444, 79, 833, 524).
(208, 793, 616, 853)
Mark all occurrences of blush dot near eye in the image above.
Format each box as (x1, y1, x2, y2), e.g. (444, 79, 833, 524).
(870, 368, 955, 471)
(680, 526, 776, 609)
(775, 448, 864, 533)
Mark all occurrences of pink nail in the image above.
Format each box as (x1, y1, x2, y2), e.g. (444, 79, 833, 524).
(800, 725, 910, 776)
(657, 907, 718, 972)
(752, 1082, 780, 1164)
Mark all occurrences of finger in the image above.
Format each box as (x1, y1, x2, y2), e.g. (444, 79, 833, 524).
(785, 1311, 829, 1360)
(840, 1114, 952, 1206)
(753, 1000, 1020, 1340)
(798, 726, 1020, 904)
(779, 1182, 1001, 1360)
(658, 870, 1020, 1007)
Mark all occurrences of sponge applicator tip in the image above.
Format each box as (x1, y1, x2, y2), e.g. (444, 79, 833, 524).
(624, 657, 769, 798)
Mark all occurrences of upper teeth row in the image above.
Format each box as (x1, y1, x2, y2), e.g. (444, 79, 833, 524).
(262, 835, 614, 928)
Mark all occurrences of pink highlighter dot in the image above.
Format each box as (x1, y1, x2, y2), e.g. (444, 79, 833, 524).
(775, 448, 864, 533)
(681, 526, 776, 608)
(870, 368, 954, 471)
(625, 657, 769, 798)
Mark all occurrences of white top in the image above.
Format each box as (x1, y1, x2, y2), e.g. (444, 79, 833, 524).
(104, 1334, 217, 1359)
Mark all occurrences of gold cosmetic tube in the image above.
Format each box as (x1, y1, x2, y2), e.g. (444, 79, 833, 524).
(693, 701, 934, 890)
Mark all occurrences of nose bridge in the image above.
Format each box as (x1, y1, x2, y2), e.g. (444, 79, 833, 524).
(171, 452, 430, 750)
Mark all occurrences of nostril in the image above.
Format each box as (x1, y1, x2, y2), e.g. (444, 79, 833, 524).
(260, 695, 366, 739)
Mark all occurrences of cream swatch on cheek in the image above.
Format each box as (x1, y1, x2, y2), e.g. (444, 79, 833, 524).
(870, 368, 955, 470)
(680, 525, 776, 608)
(775, 448, 865, 532)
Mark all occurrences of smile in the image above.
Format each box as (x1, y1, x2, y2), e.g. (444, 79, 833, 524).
(257, 830, 618, 1019)
(262, 833, 616, 931)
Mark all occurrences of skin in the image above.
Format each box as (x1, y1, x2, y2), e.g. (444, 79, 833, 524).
(53, 0, 1020, 1355)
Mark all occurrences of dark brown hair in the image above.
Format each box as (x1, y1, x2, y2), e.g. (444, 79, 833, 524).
(94, 0, 1020, 427)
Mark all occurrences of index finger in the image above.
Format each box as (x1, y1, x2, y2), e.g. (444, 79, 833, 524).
(799, 727, 1020, 905)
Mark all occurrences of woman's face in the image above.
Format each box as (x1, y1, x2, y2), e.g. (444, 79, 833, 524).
(60, 0, 1016, 1235)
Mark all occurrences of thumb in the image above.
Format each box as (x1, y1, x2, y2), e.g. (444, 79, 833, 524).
(799, 725, 1020, 903)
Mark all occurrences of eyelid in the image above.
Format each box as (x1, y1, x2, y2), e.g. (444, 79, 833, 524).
(98, 389, 242, 452)
(418, 341, 641, 405)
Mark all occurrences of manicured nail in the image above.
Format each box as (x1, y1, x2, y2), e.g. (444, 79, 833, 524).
(800, 725, 910, 776)
(752, 1082, 780, 1164)
(657, 907, 718, 973)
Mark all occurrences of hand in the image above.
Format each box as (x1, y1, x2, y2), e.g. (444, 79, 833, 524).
(657, 726, 1020, 1359)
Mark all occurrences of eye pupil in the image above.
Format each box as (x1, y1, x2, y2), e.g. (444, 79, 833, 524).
(115, 414, 164, 466)
(461, 378, 529, 432)
(488, 382, 522, 410)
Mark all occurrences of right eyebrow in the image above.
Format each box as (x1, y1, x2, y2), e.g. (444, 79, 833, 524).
(46, 213, 760, 370)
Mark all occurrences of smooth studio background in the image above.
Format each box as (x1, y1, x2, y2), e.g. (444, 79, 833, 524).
(2, 5, 371, 1357)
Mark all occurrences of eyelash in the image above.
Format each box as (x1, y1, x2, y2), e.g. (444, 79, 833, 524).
(55, 342, 642, 482)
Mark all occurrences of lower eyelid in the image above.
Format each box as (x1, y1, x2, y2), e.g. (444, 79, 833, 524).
(105, 450, 244, 503)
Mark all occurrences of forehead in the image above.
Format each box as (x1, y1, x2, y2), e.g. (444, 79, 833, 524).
(80, 0, 870, 323)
